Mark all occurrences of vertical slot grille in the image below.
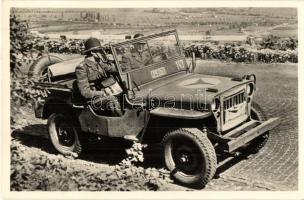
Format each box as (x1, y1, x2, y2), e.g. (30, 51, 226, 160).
(223, 92, 245, 110)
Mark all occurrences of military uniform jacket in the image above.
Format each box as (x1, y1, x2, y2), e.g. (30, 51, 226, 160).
(121, 48, 152, 71)
(75, 57, 116, 99)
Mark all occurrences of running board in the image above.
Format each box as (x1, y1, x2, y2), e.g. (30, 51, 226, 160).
(227, 117, 280, 152)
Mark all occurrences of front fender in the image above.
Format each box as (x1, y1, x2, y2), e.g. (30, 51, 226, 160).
(150, 107, 211, 119)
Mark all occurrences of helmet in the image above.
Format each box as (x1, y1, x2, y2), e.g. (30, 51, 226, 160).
(82, 37, 102, 54)
(133, 33, 145, 44)
(133, 33, 144, 39)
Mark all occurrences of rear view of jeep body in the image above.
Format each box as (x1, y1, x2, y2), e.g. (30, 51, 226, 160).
(31, 29, 279, 188)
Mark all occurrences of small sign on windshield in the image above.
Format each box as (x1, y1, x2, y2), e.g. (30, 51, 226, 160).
(151, 67, 167, 79)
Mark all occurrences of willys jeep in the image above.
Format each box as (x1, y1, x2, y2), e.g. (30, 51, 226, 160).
(30, 30, 280, 188)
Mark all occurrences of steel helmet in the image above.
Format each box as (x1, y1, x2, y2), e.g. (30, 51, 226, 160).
(133, 33, 145, 44)
(82, 37, 102, 54)
(133, 33, 144, 39)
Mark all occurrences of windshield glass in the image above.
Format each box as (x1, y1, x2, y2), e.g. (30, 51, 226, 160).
(115, 42, 152, 72)
(149, 34, 180, 62)
(114, 32, 181, 73)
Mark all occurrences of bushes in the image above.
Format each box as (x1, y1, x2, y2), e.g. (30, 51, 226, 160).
(260, 35, 297, 50)
(17, 25, 298, 64)
(33, 37, 85, 54)
(11, 140, 171, 191)
(22, 30, 298, 64)
(10, 15, 49, 127)
(184, 42, 297, 63)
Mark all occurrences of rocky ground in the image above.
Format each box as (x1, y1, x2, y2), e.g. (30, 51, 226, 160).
(10, 61, 298, 191)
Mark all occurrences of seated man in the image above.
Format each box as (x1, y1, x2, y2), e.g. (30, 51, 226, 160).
(121, 33, 153, 72)
(75, 37, 122, 116)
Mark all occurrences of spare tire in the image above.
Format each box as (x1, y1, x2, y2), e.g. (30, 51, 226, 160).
(28, 55, 63, 80)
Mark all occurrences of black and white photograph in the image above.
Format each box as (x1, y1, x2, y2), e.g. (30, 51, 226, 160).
(2, 0, 302, 197)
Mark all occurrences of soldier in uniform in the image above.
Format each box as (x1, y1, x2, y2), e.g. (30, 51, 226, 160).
(75, 37, 122, 116)
(121, 33, 153, 72)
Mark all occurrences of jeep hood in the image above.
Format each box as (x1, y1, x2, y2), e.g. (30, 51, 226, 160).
(141, 73, 250, 111)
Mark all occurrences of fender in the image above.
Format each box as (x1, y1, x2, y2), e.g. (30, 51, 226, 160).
(150, 107, 211, 119)
(36, 96, 73, 119)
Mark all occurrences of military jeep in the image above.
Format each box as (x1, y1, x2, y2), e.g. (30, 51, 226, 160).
(30, 30, 280, 188)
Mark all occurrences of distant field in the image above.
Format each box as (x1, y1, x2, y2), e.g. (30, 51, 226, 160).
(32, 22, 297, 38)
(20, 7, 297, 39)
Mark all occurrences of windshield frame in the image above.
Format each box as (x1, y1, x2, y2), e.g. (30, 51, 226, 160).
(110, 29, 184, 75)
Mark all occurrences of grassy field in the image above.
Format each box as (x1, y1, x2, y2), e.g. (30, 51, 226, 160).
(13, 8, 297, 38)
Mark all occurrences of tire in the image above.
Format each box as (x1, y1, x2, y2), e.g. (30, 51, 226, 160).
(47, 113, 82, 155)
(162, 128, 217, 188)
(28, 55, 63, 80)
(244, 101, 269, 154)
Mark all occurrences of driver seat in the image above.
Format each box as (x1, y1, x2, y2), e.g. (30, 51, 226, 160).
(71, 80, 124, 117)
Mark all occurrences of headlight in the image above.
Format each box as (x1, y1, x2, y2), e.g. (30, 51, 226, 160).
(211, 98, 220, 111)
(246, 83, 254, 95)
(249, 74, 256, 84)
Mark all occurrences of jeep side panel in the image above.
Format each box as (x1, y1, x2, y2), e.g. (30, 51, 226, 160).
(150, 107, 211, 119)
(78, 106, 146, 137)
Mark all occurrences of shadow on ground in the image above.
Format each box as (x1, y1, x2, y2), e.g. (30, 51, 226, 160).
(12, 125, 131, 165)
(12, 123, 254, 190)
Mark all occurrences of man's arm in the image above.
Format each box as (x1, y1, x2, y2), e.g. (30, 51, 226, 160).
(75, 64, 103, 99)
(120, 55, 131, 72)
(102, 62, 116, 73)
(143, 51, 153, 65)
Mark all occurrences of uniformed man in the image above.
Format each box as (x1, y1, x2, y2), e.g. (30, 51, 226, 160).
(121, 33, 153, 72)
(75, 37, 122, 116)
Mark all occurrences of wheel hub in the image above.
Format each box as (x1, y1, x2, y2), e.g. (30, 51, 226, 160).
(172, 142, 202, 174)
(57, 122, 75, 147)
(179, 153, 190, 164)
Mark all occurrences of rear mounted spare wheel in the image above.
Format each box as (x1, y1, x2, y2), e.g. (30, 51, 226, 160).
(28, 55, 63, 81)
(162, 128, 217, 188)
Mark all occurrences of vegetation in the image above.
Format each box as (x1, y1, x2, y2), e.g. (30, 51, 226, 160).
(11, 139, 171, 191)
(10, 15, 49, 127)
(184, 38, 297, 64)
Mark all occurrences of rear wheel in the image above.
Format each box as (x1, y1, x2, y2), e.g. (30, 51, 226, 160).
(162, 128, 217, 188)
(48, 113, 82, 156)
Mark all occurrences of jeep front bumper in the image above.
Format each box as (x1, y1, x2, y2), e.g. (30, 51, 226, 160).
(224, 117, 280, 152)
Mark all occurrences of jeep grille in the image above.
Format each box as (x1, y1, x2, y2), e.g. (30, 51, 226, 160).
(223, 91, 245, 110)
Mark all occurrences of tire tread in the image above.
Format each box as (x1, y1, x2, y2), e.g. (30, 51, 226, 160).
(162, 128, 217, 187)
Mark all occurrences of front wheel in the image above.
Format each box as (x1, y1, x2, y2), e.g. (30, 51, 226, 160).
(162, 128, 217, 188)
(244, 102, 269, 154)
(48, 113, 82, 156)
